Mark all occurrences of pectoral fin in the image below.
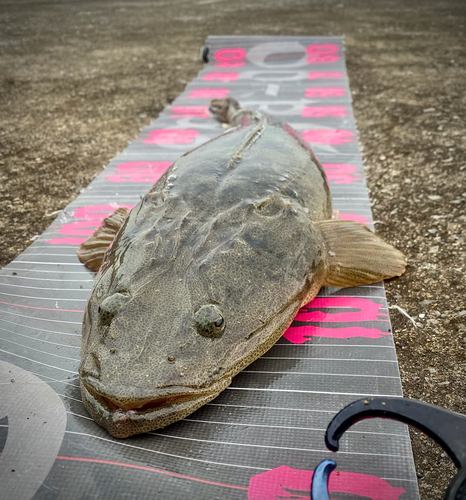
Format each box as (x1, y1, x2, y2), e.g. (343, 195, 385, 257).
(316, 220, 407, 288)
(77, 208, 130, 271)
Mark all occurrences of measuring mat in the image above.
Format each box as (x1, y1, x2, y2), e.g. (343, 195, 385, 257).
(0, 36, 419, 499)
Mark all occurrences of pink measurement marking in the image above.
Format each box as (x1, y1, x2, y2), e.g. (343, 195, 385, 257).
(339, 213, 371, 225)
(302, 106, 348, 118)
(322, 163, 363, 184)
(202, 72, 239, 82)
(46, 204, 134, 245)
(170, 106, 210, 118)
(305, 87, 345, 97)
(306, 43, 340, 64)
(249, 465, 405, 500)
(188, 88, 230, 98)
(284, 325, 390, 341)
(283, 296, 388, 342)
(47, 237, 89, 245)
(215, 47, 246, 61)
(308, 71, 344, 79)
(57, 456, 248, 491)
(302, 129, 354, 145)
(53, 220, 99, 237)
(298, 297, 387, 322)
(73, 205, 134, 220)
(144, 129, 200, 145)
(214, 47, 246, 68)
(108, 161, 172, 183)
(0, 300, 83, 313)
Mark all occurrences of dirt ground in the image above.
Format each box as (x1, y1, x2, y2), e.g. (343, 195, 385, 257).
(0, 0, 465, 497)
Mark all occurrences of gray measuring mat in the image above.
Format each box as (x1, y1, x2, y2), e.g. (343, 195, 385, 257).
(0, 36, 419, 499)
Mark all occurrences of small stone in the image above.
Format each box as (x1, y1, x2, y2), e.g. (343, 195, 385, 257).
(420, 300, 435, 306)
(168, 355, 175, 362)
(428, 195, 441, 201)
(110, 348, 116, 354)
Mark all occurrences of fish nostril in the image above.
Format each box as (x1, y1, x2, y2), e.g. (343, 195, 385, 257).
(80, 352, 101, 380)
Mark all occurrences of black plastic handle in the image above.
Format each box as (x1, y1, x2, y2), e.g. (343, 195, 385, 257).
(325, 397, 466, 500)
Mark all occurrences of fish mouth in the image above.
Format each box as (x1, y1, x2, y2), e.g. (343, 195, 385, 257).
(80, 376, 229, 438)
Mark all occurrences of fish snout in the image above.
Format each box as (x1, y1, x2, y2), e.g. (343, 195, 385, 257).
(79, 351, 101, 381)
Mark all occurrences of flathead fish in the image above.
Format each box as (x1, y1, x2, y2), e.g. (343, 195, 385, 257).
(78, 98, 406, 438)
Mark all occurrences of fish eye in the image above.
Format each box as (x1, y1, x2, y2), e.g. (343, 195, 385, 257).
(194, 304, 226, 338)
(98, 291, 131, 326)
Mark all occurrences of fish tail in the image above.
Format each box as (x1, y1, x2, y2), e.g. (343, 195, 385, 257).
(209, 97, 263, 127)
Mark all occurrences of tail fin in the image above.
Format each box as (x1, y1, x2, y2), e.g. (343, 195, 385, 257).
(209, 98, 262, 127)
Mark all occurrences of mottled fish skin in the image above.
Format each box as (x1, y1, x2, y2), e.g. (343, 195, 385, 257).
(79, 111, 341, 438)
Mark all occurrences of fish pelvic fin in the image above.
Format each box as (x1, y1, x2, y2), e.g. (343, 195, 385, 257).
(77, 207, 130, 272)
(316, 220, 407, 288)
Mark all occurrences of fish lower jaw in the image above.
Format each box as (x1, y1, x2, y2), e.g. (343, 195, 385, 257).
(100, 393, 200, 413)
(80, 378, 231, 438)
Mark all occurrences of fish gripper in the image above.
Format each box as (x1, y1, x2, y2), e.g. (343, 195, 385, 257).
(310, 397, 466, 500)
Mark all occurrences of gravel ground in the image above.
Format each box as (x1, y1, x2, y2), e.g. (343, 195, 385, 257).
(0, 0, 465, 496)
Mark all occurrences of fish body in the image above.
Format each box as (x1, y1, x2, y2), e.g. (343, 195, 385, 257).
(79, 100, 406, 438)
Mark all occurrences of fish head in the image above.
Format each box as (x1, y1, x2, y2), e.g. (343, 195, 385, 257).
(80, 188, 326, 439)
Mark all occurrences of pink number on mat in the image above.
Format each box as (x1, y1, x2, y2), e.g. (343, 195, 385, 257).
(108, 161, 172, 183)
(306, 43, 340, 64)
(308, 71, 343, 79)
(144, 129, 199, 144)
(339, 213, 371, 225)
(305, 87, 345, 97)
(202, 72, 239, 82)
(284, 325, 390, 341)
(302, 106, 348, 117)
(214, 47, 246, 68)
(302, 129, 354, 145)
(249, 465, 405, 500)
(46, 204, 134, 245)
(322, 163, 363, 184)
(170, 106, 210, 118)
(283, 297, 389, 343)
(298, 297, 387, 322)
(188, 88, 230, 98)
